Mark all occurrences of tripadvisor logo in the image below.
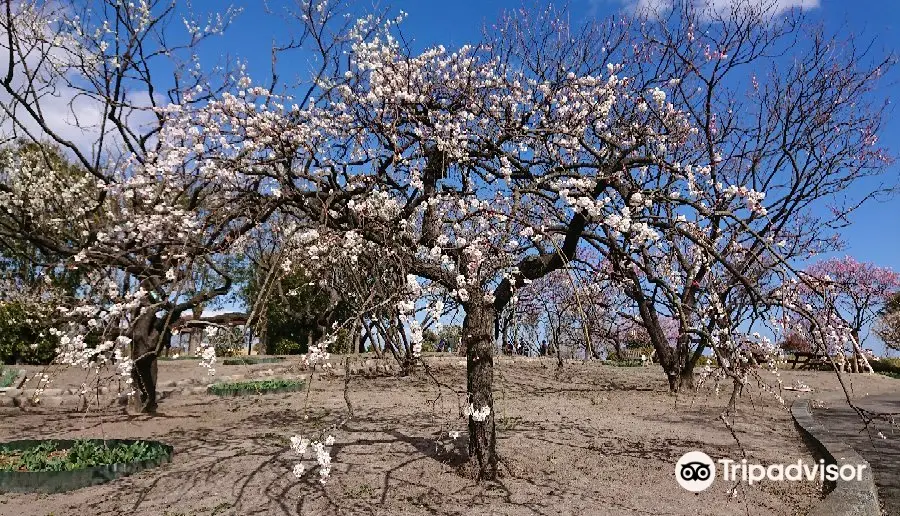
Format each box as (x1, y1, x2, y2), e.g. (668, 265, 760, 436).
(675, 451, 868, 492)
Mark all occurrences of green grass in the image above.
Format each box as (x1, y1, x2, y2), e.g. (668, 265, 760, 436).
(206, 378, 305, 396)
(158, 355, 198, 361)
(0, 440, 169, 472)
(0, 367, 18, 388)
(879, 371, 900, 380)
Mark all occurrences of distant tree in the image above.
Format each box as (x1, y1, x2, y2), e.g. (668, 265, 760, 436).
(0, 1, 268, 414)
(778, 332, 811, 354)
(800, 257, 900, 370)
(874, 292, 900, 352)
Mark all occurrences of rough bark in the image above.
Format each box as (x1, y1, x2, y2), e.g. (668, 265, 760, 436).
(129, 311, 159, 413)
(555, 332, 564, 369)
(463, 302, 498, 481)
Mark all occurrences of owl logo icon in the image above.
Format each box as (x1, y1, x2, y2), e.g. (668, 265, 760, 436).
(675, 451, 716, 491)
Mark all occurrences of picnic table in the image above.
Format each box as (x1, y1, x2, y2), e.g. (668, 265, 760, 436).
(789, 350, 829, 370)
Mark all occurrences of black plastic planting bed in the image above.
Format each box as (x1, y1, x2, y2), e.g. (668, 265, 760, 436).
(0, 439, 173, 494)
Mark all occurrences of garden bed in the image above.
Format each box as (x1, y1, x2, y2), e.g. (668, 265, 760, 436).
(221, 356, 285, 366)
(206, 378, 305, 397)
(0, 439, 172, 493)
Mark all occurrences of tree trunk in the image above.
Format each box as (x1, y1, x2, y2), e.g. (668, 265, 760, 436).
(555, 332, 564, 369)
(677, 366, 695, 391)
(633, 294, 679, 392)
(130, 312, 159, 413)
(463, 302, 498, 481)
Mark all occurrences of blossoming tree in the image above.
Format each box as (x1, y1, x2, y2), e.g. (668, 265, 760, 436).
(0, 0, 276, 412)
(1, 0, 895, 485)
(178, 5, 730, 478)
(175, 0, 895, 478)
(798, 257, 900, 370)
(583, 0, 895, 392)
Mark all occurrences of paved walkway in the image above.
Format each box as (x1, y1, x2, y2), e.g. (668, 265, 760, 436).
(814, 394, 900, 515)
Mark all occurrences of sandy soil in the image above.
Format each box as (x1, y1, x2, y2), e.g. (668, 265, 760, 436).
(0, 356, 896, 516)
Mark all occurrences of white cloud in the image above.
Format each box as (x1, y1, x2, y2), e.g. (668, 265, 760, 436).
(0, 3, 164, 164)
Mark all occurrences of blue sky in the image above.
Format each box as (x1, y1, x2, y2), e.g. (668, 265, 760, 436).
(214, 0, 900, 266)
(199, 0, 900, 352)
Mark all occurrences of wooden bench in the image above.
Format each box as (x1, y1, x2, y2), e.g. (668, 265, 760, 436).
(617, 348, 654, 363)
(790, 351, 829, 370)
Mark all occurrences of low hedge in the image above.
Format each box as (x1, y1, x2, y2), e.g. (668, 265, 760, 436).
(871, 357, 900, 374)
(0, 439, 172, 493)
(207, 378, 305, 397)
(222, 356, 285, 366)
(604, 359, 644, 367)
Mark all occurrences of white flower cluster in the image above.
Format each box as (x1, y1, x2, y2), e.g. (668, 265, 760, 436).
(290, 434, 335, 484)
(724, 185, 767, 216)
(198, 332, 217, 376)
(304, 339, 331, 368)
(463, 403, 491, 422)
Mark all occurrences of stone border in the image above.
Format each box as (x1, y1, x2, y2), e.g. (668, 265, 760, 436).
(791, 400, 882, 516)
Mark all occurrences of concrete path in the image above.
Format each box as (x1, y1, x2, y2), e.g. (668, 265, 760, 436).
(814, 394, 900, 515)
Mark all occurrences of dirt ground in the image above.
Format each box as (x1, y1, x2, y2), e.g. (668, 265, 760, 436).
(0, 355, 896, 516)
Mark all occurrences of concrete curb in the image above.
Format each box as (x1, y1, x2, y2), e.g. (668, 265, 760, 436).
(791, 400, 882, 516)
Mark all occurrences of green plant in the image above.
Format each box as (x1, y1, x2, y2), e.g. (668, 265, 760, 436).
(327, 328, 353, 354)
(272, 337, 306, 356)
(345, 483, 375, 499)
(867, 357, 900, 379)
(205, 326, 244, 357)
(0, 366, 18, 388)
(242, 267, 353, 355)
(0, 302, 58, 365)
(0, 440, 169, 472)
(206, 378, 305, 396)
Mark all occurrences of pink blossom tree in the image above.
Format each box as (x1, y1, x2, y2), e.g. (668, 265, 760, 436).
(799, 257, 900, 370)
